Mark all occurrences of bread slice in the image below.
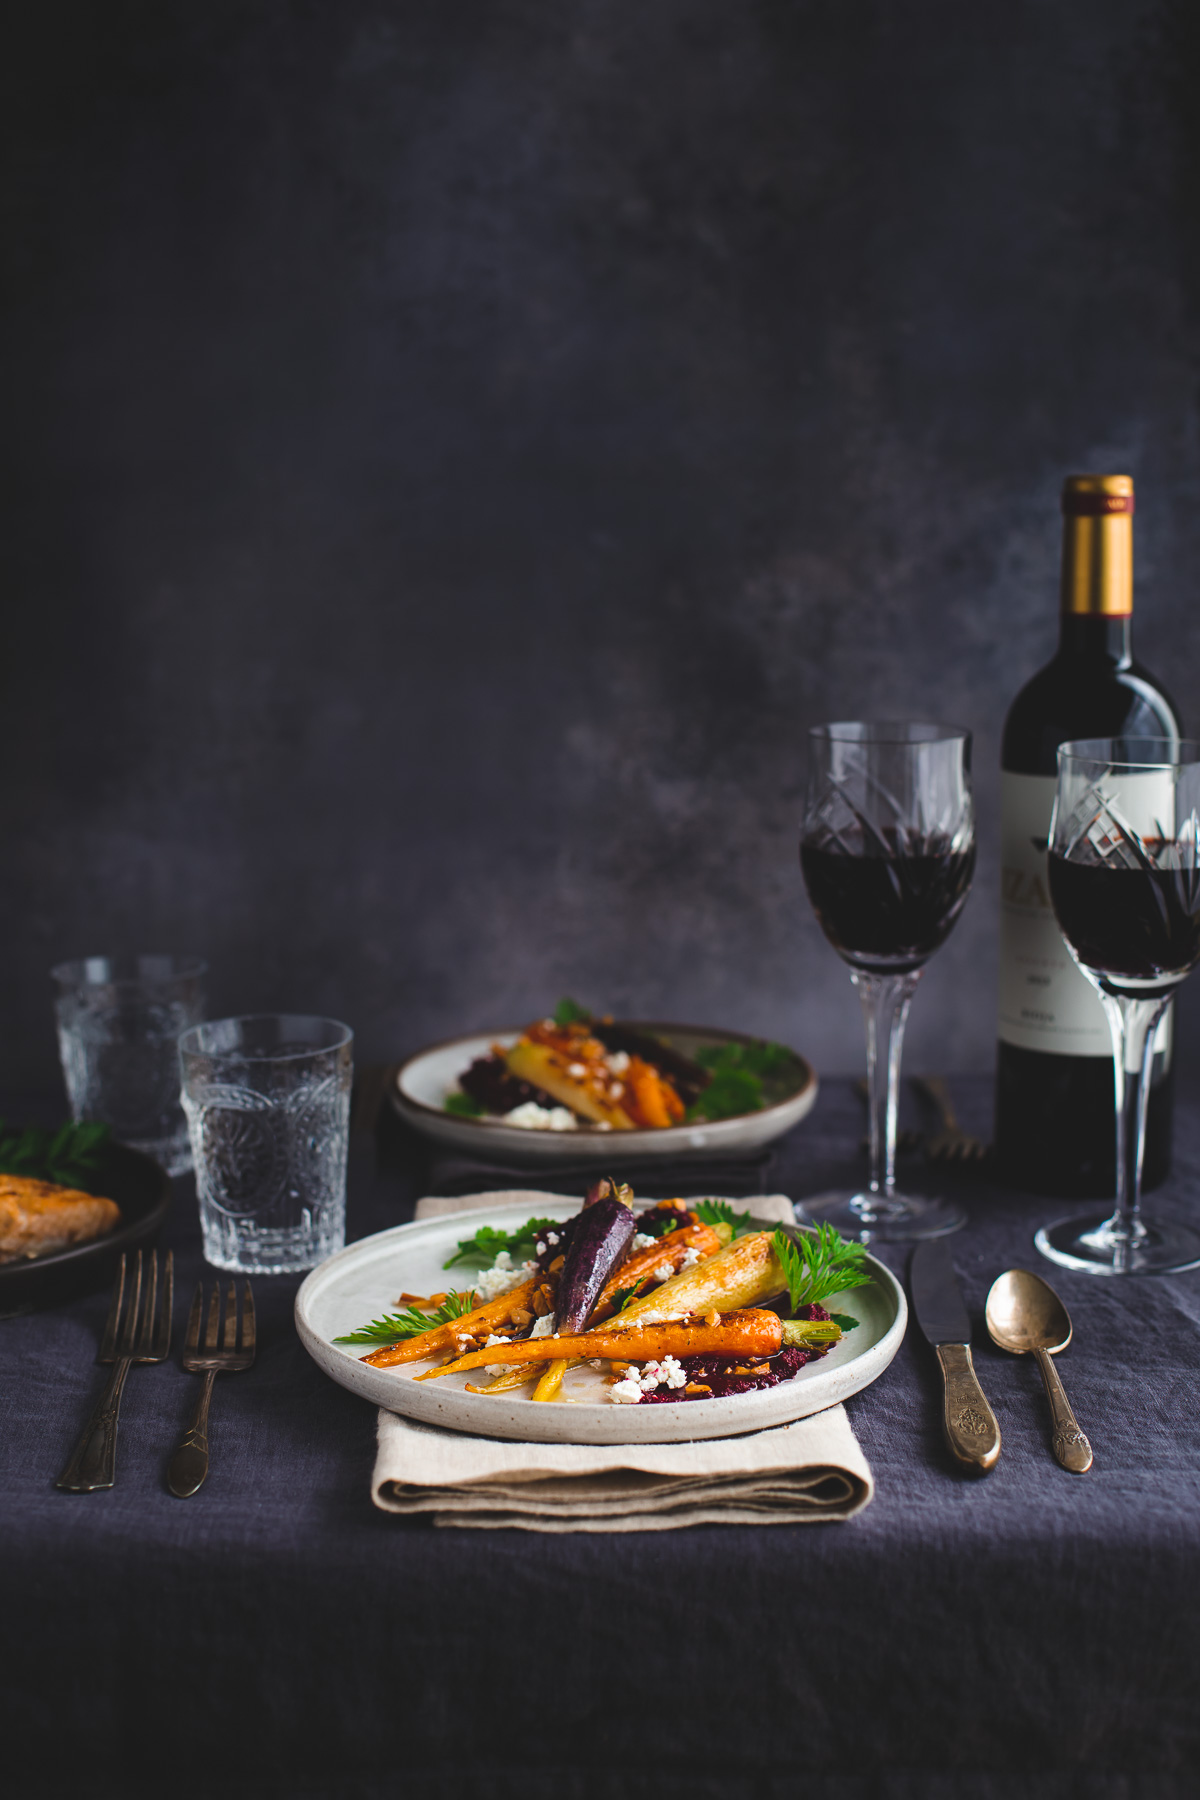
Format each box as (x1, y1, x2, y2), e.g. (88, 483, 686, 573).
(0, 1175, 121, 1263)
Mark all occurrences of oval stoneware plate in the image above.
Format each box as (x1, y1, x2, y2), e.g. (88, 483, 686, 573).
(294, 1198, 906, 1445)
(390, 1023, 818, 1163)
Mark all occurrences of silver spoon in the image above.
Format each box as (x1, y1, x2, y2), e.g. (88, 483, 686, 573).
(985, 1268, 1093, 1473)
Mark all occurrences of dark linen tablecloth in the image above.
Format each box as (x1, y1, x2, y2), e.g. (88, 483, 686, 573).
(3, 1077, 1200, 1800)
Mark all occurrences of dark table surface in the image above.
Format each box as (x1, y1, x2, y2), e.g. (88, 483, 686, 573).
(4, 1075, 1200, 1800)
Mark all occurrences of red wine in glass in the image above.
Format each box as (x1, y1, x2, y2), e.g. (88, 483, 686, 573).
(1047, 851, 1200, 992)
(1037, 737, 1200, 1277)
(800, 834, 976, 975)
(797, 721, 976, 1244)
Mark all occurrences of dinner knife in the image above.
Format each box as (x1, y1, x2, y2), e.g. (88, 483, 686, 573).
(910, 1239, 1001, 1473)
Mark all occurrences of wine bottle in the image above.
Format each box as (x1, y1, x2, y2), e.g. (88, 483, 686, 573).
(994, 474, 1181, 1196)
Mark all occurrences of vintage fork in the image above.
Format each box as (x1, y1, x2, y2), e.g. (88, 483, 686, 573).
(167, 1279, 256, 1498)
(57, 1249, 175, 1492)
(914, 1076, 990, 1163)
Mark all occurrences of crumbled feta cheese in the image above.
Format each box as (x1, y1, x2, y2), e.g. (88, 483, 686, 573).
(588, 1359, 604, 1369)
(606, 1051, 630, 1073)
(502, 1102, 579, 1132)
(474, 1257, 538, 1302)
(654, 1264, 674, 1283)
(679, 1247, 702, 1271)
(567, 1062, 587, 1077)
(530, 1313, 557, 1338)
(630, 1231, 656, 1252)
(609, 1374, 643, 1404)
(656, 1354, 687, 1390)
(483, 1333, 509, 1348)
(609, 1083, 624, 1099)
(545, 1231, 560, 1246)
(634, 1310, 663, 1327)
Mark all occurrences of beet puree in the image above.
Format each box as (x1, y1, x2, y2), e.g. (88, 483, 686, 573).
(637, 1304, 836, 1402)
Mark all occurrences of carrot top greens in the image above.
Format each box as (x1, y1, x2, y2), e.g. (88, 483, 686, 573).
(772, 1223, 871, 1314)
(334, 1291, 476, 1345)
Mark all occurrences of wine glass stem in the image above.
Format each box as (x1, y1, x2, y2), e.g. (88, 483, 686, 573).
(1100, 992, 1171, 1245)
(852, 969, 921, 1214)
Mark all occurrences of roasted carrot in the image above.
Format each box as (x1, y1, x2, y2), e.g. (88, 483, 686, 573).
(625, 1058, 680, 1128)
(466, 1361, 541, 1394)
(591, 1222, 722, 1321)
(360, 1277, 539, 1367)
(415, 1310, 783, 1379)
(532, 1358, 570, 1401)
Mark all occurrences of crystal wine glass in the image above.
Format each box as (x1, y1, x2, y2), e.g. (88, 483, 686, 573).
(798, 721, 976, 1242)
(1036, 737, 1200, 1276)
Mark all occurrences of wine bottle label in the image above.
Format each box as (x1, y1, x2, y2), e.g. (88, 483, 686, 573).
(998, 771, 1115, 1056)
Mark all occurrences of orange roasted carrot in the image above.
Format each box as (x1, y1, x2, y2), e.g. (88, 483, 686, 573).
(415, 1309, 783, 1379)
(625, 1057, 686, 1127)
(360, 1277, 538, 1367)
(590, 1222, 721, 1321)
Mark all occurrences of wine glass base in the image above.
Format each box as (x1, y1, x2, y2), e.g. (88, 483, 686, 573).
(795, 1189, 966, 1244)
(1034, 1211, 1200, 1277)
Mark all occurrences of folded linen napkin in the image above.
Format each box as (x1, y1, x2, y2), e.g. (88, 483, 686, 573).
(372, 1406, 873, 1530)
(370, 1191, 873, 1530)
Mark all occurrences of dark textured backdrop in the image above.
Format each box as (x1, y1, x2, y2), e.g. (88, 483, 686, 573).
(4, 1, 1200, 1091)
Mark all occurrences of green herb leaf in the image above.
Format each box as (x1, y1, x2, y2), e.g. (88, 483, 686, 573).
(610, 1285, 642, 1313)
(685, 1067, 765, 1121)
(553, 997, 592, 1026)
(695, 1039, 792, 1079)
(772, 1224, 871, 1313)
(333, 1290, 476, 1345)
(829, 1313, 859, 1332)
(444, 1090, 484, 1118)
(692, 1199, 756, 1237)
(443, 1215, 562, 1269)
(0, 1118, 112, 1191)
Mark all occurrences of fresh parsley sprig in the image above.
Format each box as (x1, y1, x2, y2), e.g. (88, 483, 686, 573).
(443, 1215, 562, 1269)
(0, 1119, 111, 1191)
(444, 1091, 484, 1118)
(553, 997, 592, 1026)
(334, 1290, 476, 1345)
(684, 1040, 794, 1122)
(772, 1223, 871, 1314)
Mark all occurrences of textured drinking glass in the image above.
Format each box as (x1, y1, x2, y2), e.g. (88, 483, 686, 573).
(180, 1014, 353, 1274)
(52, 955, 207, 1177)
(1037, 738, 1200, 1276)
(799, 722, 976, 1242)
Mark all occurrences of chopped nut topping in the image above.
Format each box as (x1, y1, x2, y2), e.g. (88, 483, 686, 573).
(704, 1310, 721, 1328)
(549, 1254, 565, 1273)
(684, 1383, 712, 1396)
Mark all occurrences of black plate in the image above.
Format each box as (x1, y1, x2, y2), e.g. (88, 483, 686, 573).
(0, 1142, 172, 1316)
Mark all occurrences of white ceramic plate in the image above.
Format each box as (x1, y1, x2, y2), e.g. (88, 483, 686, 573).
(294, 1200, 907, 1444)
(390, 1023, 819, 1162)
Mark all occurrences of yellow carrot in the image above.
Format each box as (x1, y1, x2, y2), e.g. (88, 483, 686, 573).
(607, 1231, 785, 1329)
(466, 1362, 541, 1394)
(532, 1358, 570, 1401)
